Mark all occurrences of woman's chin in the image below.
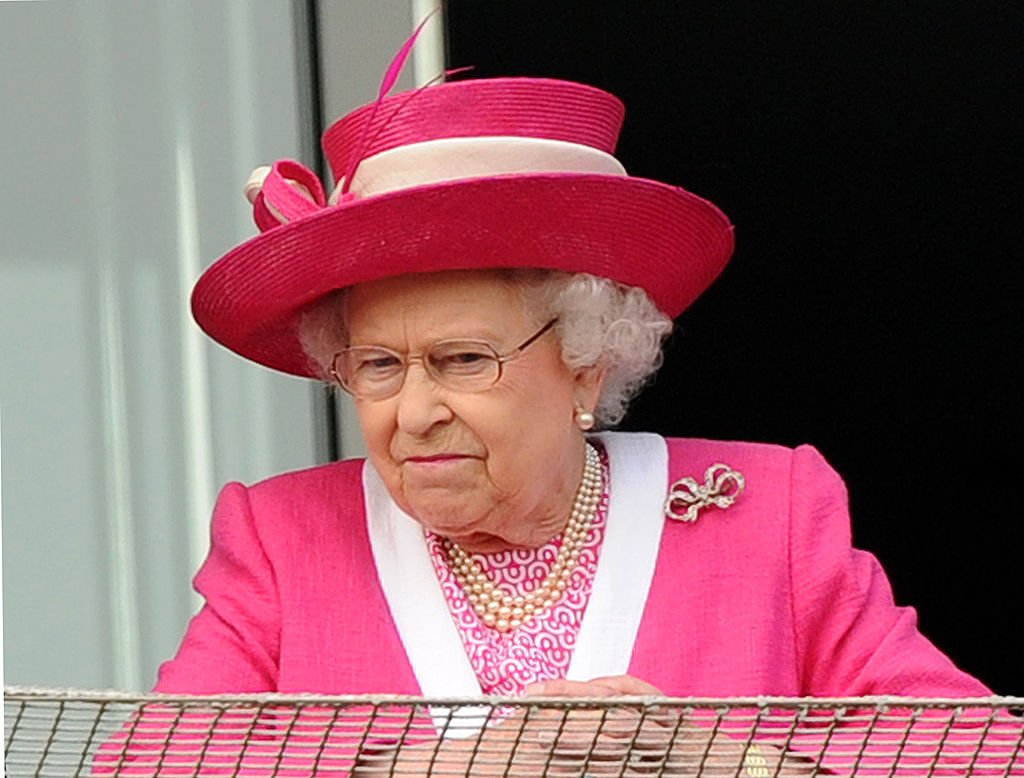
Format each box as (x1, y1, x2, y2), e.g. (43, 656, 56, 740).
(401, 494, 493, 539)
(443, 532, 514, 554)
(409, 507, 524, 552)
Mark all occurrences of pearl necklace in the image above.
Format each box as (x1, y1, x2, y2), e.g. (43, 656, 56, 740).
(444, 443, 602, 633)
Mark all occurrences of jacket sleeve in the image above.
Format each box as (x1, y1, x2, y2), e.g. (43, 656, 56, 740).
(154, 481, 280, 693)
(788, 444, 989, 696)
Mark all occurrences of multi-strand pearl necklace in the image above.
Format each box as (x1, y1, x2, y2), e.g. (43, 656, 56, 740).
(444, 442, 603, 633)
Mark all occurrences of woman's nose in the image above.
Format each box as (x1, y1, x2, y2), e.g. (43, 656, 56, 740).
(394, 362, 453, 434)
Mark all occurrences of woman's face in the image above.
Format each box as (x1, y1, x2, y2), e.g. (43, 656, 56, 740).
(345, 270, 603, 552)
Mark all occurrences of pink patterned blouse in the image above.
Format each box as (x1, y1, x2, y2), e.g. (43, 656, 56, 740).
(425, 446, 610, 696)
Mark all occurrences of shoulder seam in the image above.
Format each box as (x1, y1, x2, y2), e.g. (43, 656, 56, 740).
(786, 446, 803, 691)
(240, 484, 283, 672)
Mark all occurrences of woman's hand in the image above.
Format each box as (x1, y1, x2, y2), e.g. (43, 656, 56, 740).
(523, 674, 681, 775)
(525, 675, 664, 697)
(520, 675, 819, 778)
(355, 676, 819, 777)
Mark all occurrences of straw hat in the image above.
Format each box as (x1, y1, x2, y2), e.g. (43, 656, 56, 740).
(191, 76, 734, 377)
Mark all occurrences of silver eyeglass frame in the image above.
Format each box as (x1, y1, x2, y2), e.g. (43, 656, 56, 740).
(328, 317, 559, 400)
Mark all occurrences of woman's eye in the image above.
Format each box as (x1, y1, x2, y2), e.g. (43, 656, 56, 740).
(357, 354, 402, 373)
(434, 350, 494, 374)
(450, 351, 488, 365)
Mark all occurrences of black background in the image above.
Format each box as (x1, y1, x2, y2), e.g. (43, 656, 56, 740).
(445, 1, 1022, 692)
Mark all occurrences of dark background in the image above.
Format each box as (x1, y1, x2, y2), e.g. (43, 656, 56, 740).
(445, 1, 1022, 692)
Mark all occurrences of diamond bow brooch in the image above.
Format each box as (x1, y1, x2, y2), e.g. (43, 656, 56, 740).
(664, 464, 746, 523)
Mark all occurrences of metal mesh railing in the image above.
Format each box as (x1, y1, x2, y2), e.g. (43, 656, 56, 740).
(5, 688, 1023, 777)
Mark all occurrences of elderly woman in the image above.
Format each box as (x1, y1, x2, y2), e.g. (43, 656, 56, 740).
(160, 74, 988, 706)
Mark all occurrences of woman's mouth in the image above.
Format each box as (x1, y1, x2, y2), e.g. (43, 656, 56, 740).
(403, 454, 473, 465)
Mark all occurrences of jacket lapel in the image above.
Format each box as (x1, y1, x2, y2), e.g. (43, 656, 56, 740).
(362, 462, 482, 697)
(362, 431, 668, 692)
(569, 432, 668, 680)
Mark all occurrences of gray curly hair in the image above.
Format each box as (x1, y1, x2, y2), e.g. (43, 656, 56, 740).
(299, 270, 673, 427)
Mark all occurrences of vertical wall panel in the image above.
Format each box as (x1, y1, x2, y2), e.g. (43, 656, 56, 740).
(0, 1, 318, 689)
(1, 0, 436, 691)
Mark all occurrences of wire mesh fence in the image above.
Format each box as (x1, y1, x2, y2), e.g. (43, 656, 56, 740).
(4, 688, 1023, 777)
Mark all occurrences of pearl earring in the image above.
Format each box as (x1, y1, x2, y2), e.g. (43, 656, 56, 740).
(574, 408, 596, 431)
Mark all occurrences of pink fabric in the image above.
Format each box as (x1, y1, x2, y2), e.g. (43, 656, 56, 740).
(156, 459, 420, 695)
(424, 447, 610, 695)
(627, 440, 988, 697)
(192, 78, 734, 379)
(322, 78, 625, 180)
(253, 160, 326, 232)
(155, 438, 988, 697)
(121, 437, 1012, 777)
(93, 703, 430, 776)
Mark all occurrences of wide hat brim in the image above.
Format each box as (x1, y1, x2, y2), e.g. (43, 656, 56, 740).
(191, 171, 734, 378)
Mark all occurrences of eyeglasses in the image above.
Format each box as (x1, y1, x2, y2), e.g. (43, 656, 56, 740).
(330, 318, 558, 400)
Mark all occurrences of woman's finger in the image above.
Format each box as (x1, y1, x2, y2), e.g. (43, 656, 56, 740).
(525, 675, 664, 697)
(524, 679, 621, 697)
(586, 675, 664, 695)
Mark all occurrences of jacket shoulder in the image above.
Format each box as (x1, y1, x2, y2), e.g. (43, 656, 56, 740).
(665, 436, 794, 482)
(664, 437, 838, 484)
(660, 438, 848, 536)
(213, 459, 368, 550)
(244, 457, 365, 500)
(665, 436, 794, 460)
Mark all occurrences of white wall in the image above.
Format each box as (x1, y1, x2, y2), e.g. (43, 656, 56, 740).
(1, 0, 437, 692)
(1, 0, 322, 689)
(0, 0, 426, 691)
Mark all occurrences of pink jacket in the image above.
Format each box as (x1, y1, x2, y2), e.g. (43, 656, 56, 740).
(155, 435, 987, 697)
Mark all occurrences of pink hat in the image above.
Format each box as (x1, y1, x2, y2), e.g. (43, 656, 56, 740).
(191, 76, 735, 378)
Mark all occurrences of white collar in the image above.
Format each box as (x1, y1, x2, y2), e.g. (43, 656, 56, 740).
(362, 431, 669, 696)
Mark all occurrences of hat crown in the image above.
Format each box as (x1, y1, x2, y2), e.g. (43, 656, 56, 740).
(194, 75, 733, 379)
(322, 77, 626, 184)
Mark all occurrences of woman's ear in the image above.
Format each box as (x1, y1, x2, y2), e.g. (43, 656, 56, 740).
(573, 363, 608, 414)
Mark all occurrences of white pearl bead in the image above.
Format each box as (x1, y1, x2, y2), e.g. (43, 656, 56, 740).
(444, 442, 602, 633)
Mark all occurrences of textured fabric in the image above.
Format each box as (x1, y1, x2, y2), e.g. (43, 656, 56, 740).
(424, 447, 610, 695)
(190, 76, 734, 379)
(322, 78, 626, 174)
(155, 435, 989, 697)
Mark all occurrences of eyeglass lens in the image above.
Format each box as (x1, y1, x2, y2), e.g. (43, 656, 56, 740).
(332, 318, 557, 400)
(336, 341, 502, 398)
